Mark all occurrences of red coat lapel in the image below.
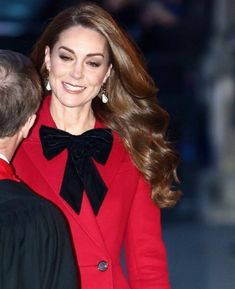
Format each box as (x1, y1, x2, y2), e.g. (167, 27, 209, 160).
(17, 95, 126, 250)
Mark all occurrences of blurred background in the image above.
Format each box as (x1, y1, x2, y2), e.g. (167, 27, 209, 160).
(1, 0, 235, 288)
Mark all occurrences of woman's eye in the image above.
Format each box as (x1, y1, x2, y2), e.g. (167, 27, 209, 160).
(59, 54, 73, 61)
(87, 61, 100, 67)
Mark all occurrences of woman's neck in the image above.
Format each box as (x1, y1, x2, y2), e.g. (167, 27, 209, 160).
(50, 100, 96, 135)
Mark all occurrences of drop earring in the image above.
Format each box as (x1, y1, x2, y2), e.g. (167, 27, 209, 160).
(46, 79, 51, 91)
(102, 92, 108, 104)
(100, 84, 108, 103)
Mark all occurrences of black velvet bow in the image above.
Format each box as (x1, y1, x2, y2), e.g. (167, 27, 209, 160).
(39, 125, 113, 215)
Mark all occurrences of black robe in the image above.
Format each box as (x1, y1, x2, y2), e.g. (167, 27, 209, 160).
(0, 179, 80, 289)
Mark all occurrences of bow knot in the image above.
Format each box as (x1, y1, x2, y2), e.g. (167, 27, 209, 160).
(39, 125, 113, 215)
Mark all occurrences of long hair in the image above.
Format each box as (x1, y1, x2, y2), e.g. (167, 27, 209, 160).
(31, 2, 181, 207)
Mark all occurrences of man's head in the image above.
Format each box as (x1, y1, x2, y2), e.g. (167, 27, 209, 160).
(0, 49, 42, 138)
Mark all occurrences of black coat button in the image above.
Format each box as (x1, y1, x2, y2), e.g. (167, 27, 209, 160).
(97, 261, 108, 272)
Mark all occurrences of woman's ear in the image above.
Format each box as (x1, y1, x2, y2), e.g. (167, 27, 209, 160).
(103, 64, 112, 83)
(44, 46, 51, 71)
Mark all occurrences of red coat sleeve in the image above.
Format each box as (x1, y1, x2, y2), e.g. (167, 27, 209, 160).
(124, 176, 171, 289)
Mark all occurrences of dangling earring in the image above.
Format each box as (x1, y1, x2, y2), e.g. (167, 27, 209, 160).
(100, 84, 108, 103)
(46, 79, 51, 91)
(102, 92, 108, 104)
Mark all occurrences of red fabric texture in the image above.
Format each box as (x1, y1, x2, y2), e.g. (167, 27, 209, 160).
(13, 95, 171, 289)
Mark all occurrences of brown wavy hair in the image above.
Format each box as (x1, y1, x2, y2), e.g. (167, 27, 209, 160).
(30, 2, 181, 207)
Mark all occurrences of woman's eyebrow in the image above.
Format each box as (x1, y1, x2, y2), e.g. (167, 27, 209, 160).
(59, 46, 104, 58)
(59, 46, 75, 54)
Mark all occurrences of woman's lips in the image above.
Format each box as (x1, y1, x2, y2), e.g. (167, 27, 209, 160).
(62, 81, 86, 93)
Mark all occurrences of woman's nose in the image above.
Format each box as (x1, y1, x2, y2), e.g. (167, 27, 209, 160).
(70, 61, 83, 79)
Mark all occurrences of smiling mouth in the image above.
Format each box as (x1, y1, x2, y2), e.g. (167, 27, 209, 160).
(63, 82, 86, 93)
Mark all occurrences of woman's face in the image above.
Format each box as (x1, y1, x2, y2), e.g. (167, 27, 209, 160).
(45, 25, 112, 109)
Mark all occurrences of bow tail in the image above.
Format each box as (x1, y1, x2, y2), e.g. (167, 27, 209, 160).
(78, 158, 107, 216)
(60, 157, 84, 214)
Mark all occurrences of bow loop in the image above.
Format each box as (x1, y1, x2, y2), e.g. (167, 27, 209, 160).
(39, 125, 113, 215)
(40, 126, 74, 159)
(82, 129, 113, 164)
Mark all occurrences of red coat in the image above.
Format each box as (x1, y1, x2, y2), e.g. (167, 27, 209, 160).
(13, 96, 171, 289)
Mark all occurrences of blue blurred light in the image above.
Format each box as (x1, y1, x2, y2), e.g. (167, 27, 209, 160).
(0, 3, 30, 19)
(0, 21, 26, 36)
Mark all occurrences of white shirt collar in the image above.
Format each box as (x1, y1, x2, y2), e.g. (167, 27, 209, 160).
(0, 152, 9, 163)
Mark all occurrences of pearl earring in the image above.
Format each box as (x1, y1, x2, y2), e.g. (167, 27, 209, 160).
(100, 84, 108, 103)
(46, 80, 51, 91)
(101, 92, 108, 103)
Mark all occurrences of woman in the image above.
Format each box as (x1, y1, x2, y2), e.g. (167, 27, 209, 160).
(13, 3, 181, 289)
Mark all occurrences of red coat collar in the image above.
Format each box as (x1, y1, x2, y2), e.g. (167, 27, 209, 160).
(30, 95, 106, 139)
(13, 95, 135, 251)
(0, 159, 20, 182)
(31, 94, 129, 183)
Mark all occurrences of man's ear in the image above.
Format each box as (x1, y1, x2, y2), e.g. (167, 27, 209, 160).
(21, 114, 37, 139)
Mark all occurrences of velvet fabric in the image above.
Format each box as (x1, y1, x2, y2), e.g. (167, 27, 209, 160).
(40, 125, 113, 215)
